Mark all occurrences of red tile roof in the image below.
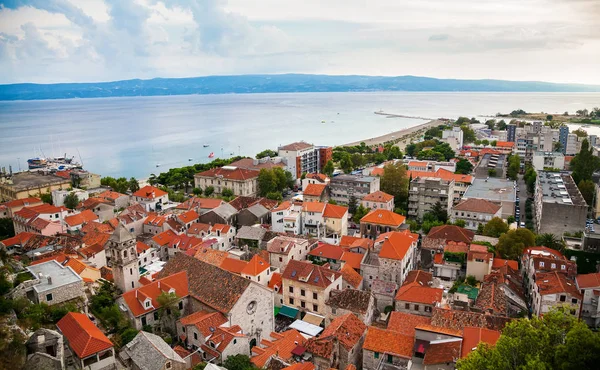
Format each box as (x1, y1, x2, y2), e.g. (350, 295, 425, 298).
(430, 307, 511, 332)
(282, 260, 342, 288)
(395, 282, 443, 305)
(360, 209, 405, 227)
(340, 264, 363, 289)
(404, 270, 433, 286)
(81, 222, 115, 234)
(444, 241, 469, 254)
(339, 235, 373, 250)
(279, 142, 313, 151)
(309, 243, 344, 260)
(426, 225, 475, 244)
(408, 161, 429, 167)
(144, 213, 167, 227)
(241, 254, 270, 276)
(272, 201, 292, 212)
(460, 327, 501, 358)
(152, 229, 178, 247)
(97, 190, 127, 201)
(341, 251, 364, 270)
(2, 197, 42, 208)
(576, 272, 600, 289)
(306, 173, 328, 182)
(495, 141, 515, 148)
(187, 222, 212, 235)
(453, 198, 501, 214)
(64, 210, 98, 227)
(30, 252, 72, 266)
(303, 184, 326, 197)
(121, 271, 189, 317)
(379, 231, 418, 261)
(132, 185, 168, 199)
(268, 272, 283, 290)
(491, 258, 519, 271)
(307, 313, 366, 357)
(0, 231, 36, 247)
(179, 311, 228, 337)
(64, 257, 97, 275)
(362, 191, 394, 203)
(56, 312, 113, 359)
(408, 168, 473, 184)
(197, 167, 260, 181)
(536, 271, 582, 298)
(220, 258, 249, 274)
(251, 329, 307, 367)
(323, 203, 348, 219)
(423, 340, 461, 365)
(371, 167, 384, 177)
(363, 326, 413, 358)
(177, 210, 199, 224)
(194, 247, 228, 266)
(79, 243, 105, 258)
(387, 311, 432, 336)
(302, 201, 326, 213)
(136, 241, 151, 253)
(283, 363, 315, 370)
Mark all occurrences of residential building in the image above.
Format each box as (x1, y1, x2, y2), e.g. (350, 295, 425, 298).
(176, 311, 227, 351)
(302, 173, 330, 190)
(359, 209, 405, 239)
(118, 271, 189, 331)
(559, 126, 569, 154)
(339, 235, 373, 254)
(131, 185, 169, 212)
(305, 313, 367, 370)
(269, 272, 284, 307)
(195, 166, 260, 197)
(433, 241, 470, 281)
(240, 254, 272, 286)
(329, 175, 380, 204)
(12, 203, 68, 235)
(229, 157, 287, 171)
(120, 331, 186, 370)
(24, 328, 65, 370)
(450, 198, 502, 231)
(408, 176, 454, 220)
(466, 246, 493, 281)
(0, 171, 71, 202)
(370, 279, 398, 312)
(318, 146, 333, 171)
(325, 289, 376, 325)
(507, 124, 517, 142)
(303, 183, 329, 203)
(565, 133, 580, 155)
(10, 260, 85, 306)
(532, 151, 565, 172)
(278, 141, 320, 180)
(473, 153, 507, 179)
(531, 271, 582, 317)
(198, 203, 238, 226)
(97, 190, 130, 209)
(340, 263, 364, 290)
(117, 203, 148, 236)
(576, 273, 600, 328)
(462, 178, 516, 218)
(372, 230, 419, 286)
(460, 327, 501, 359)
(308, 243, 345, 269)
(301, 202, 349, 239)
(158, 254, 274, 345)
(271, 201, 302, 234)
(250, 329, 307, 368)
(534, 172, 587, 236)
(282, 260, 342, 316)
(64, 210, 99, 233)
(0, 197, 43, 218)
(407, 169, 472, 202)
(52, 189, 89, 207)
(56, 312, 115, 370)
(77, 197, 114, 222)
(362, 327, 413, 370)
(442, 126, 464, 150)
(395, 280, 443, 317)
(175, 196, 224, 216)
(361, 190, 395, 211)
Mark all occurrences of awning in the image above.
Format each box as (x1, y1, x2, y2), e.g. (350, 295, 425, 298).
(278, 305, 299, 319)
(302, 312, 325, 326)
(289, 320, 324, 337)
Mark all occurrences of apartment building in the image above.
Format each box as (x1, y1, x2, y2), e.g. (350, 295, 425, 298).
(450, 198, 502, 231)
(407, 176, 454, 221)
(329, 174, 380, 205)
(361, 191, 395, 211)
(532, 152, 566, 172)
(194, 166, 259, 197)
(278, 142, 320, 180)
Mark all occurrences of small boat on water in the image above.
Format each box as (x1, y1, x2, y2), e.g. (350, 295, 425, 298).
(321, 120, 326, 123)
(156, 163, 160, 167)
(230, 152, 235, 155)
(203, 144, 210, 147)
(208, 152, 215, 158)
(188, 158, 193, 161)
(27, 157, 47, 169)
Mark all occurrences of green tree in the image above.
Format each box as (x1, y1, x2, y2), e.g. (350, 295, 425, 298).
(352, 205, 370, 223)
(554, 141, 563, 152)
(572, 128, 588, 137)
(465, 275, 478, 286)
(120, 328, 139, 346)
(507, 154, 521, 181)
(128, 177, 140, 193)
(192, 187, 203, 196)
(0, 218, 15, 240)
(193, 363, 208, 370)
(455, 159, 474, 175)
(63, 193, 79, 210)
(430, 201, 448, 223)
(496, 228, 536, 260)
(40, 193, 52, 204)
(322, 160, 334, 177)
(491, 140, 497, 147)
(405, 143, 417, 157)
(536, 233, 564, 252)
(546, 114, 553, 121)
(223, 355, 254, 370)
(453, 219, 466, 228)
(571, 139, 600, 184)
(485, 119, 496, 130)
(350, 153, 365, 169)
(222, 188, 234, 198)
(524, 166, 537, 194)
(266, 192, 283, 201)
(483, 217, 509, 237)
(496, 120, 507, 130)
(507, 216, 515, 225)
(157, 292, 181, 334)
(340, 153, 354, 174)
(461, 125, 476, 143)
(257, 168, 277, 196)
(577, 179, 595, 206)
(380, 162, 409, 206)
(256, 149, 277, 159)
(488, 169, 497, 177)
(204, 186, 214, 197)
(348, 196, 358, 214)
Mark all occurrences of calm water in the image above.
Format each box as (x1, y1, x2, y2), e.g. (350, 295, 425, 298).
(1, 92, 599, 179)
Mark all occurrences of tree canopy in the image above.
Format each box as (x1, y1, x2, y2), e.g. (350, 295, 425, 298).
(571, 139, 600, 184)
(496, 228, 536, 260)
(63, 193, 79, 210)
(507, 154, 520, 181)
(256, 149, 277, 159)
(257, 168, 293, 197)
(322, 160, 334, 177)
(380, 162, 409, 206)
(455, 159, 474, 175)
(577, 179, 595, 206)
(483, 217, 509, 237)
(457, 309, 600, 370)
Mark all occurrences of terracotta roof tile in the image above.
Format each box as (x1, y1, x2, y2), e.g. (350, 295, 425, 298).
(460, 327, 501, 358)
(179, 311, 228, 337)
(362, 191, 394, 203)
(187, 222, 212, 235)
(283, 363, 315, 370)
(122, 271, 189, 317)
(444, 241, 469, 254)
(268, 272, 283, 290)
(491, 258, 519, 271)
(323, 203, 348, 219)
(430, 307, 511, 332)
(158, 254, 251, 314)
(326, 289, 372, 313)
(360, 209, 405, 227)
(64, 210, 99, 227)
(2, 197, 42, 208)
(196, 167, 260, 181)
(340, 264, 363, 289)
(251, 330, 307, 368)
(241, 254, 270, 276)
(387, 311, 431, 336)
(220, 257, 249, 274)
(536, 271, 582, 298)
(0, 231, 36, 247)
(453, 198, 501, 214)
(97, 190, 127, 201)
(395, 282, 443, 305)
(176, 197, 224, 211)
(309, 243, 344, 260)
(177, 210, 199, 224)
(363, 327, 413, 358)
(136, 241, 151, 253)
(279, 142, 313, 151)
(272, 201, 292, 212)
(56, 312, 113, 359)
(339, 235, 373, 250)
(423, 340, 461, 365)
(152, 229, 178, 247)
(132, 185, 168, 199)
(378, 231, 418, 260)
(303, 184, 326, 197)
(306, 173, 328, 182)
(81, 222, 115, 234)
(302, 201, 326, 213)
(306, 313, 366, 358)
(340, 251, 364, 270)
(576, 272, 600, 289)
(282, 260, 342, 288)
(404, 270, 433, 286)
(79, 243, 105, 258)
(194, 246, 228, 266)
(425, 225, 475, 245)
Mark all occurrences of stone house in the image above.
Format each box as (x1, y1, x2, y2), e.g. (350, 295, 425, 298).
(117, 203, 149, 236)
(56, 312, 115, 370)
(531, 271, 582, 317)
(450, 198, 502, 231)
(12, 260, 85, 306)
(325, 289, 376, 326)
(78, 242, 107, 268)
(361, 191, 395, 212)
(250, 329, 307, 368)
(176, 209, 199, 231)
(374, 231, 419, 286)
(97, 190, 130, 210)
(395, 281, 443, 317)
(420, 225, 474, 269)
(301, 202, 349, 240)
(118, 271, 190, 332)
(282, 260, 343, 316)
(194, 166, 260, 197)
(237, 203, 270, 227)
(63, 210, 99, 233)
(77, 197, 115, 222)
(303, 183, 329, 203)
(198, 203, 239, 226)
(12, 203, 68, 235)
(158, 254, 275, 347)
(176, 311, 227, 351)
(1, 197, 43, 218)
(362, 327, 413, 370)
(24, 328, 64, 370)
(143, 213, 171, 235)
(305, 313, 367, 370)
(267, 236, 313, 270)
(359, 209, 405, 240)
(241, 254, 272, 286)
(370, 279, 398, 313)
(340, 264, 364, 290)
(131, 185, 169, 212)
(268, 271, 285, 307)
(120, 331, 186, 370)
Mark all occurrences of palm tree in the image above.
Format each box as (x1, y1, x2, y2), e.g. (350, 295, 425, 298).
(148, 173, 158, 186)
(536, 233, 564, 252)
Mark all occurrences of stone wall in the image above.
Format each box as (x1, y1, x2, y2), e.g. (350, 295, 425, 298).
(395, 300, 434, 317)
(230, 283, 274, 344)
(38, 281, 85, 306)
(363, 350, 409, 370)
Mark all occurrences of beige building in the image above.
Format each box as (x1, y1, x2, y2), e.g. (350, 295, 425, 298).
(408, 176, 454, 221)
(194, 166, 260, 197)
(465, 248, 493, 281)
(266, 236, 314, 270)
(451, 198, 502, 231)
(0, 171, 71, 202)
(361, 190, 395, 211)
(531, 271, 582, 317)
(282, 260, 342, 316)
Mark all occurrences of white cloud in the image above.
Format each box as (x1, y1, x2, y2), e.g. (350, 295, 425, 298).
(0, 0, 598, 84)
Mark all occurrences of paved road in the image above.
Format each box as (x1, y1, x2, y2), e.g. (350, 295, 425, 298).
(516, 174, 527, 226)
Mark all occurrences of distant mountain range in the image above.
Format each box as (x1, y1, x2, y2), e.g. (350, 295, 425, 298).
(1, 74, 599, 101)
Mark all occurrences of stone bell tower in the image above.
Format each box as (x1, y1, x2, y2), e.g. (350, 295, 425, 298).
(107, 223, 139, 293)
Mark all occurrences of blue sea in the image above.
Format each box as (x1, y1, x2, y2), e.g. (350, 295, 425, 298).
(1, 92, 599, 179)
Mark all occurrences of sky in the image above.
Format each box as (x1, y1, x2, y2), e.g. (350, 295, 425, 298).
(0, 0, 599, 84)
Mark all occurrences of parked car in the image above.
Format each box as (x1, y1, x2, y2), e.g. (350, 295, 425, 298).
(520, 222, 526, 228)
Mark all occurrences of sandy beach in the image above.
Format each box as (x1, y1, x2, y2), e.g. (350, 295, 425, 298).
(343, 118, 443, 149)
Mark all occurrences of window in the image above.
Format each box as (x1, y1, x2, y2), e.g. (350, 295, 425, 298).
(141, 316, 147, 326)
(301, 301, 306, 308)
(131, 281, 135, 289)
(233, 339, 237, 344)
(289, 286, 294, 293)
(405, 303, 410, 309)
(145, 301, 150, 308)
(332, 308, 337, 314)
(425, 306, 432, 313)
(194, 332, 198, 340)
(313, 304, 318, 312)
(551, 263, 556, 269)
(154, 312, 159, 320)
(561, 265, 566, 270)
(572, 298, 578, 304)
(539, 261, 544, 267)
(313, 292, 318, 300)
(289, 298, 294, 305)
(130, 268, 133, 275)
(46, 293, 53, 301)
(374, 352, 379, 359)
(560, 295, 566, 302)
(279, 257, 283, 262)
(166, 361, 172, 369)
(178, 301, 183, 310)
(414, 304, 419, 311)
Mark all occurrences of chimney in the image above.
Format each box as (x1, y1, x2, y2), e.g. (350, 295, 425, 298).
(47, 276, 52, 285)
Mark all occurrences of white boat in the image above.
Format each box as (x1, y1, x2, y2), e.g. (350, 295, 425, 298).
(203, 144, 210, 147)
(188, 158, 193, 161)
(156, 163, 160, 167)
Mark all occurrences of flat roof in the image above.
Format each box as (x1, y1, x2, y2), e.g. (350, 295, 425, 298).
(331, 174, 377, 183)
(1, 171, 70, 191)
(537, 171, 586, 206)
(289, 319, 324, 337)
(26, 260, 82, 293)
(534, 151, 564, 158)
(463, 178, 516, 202)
